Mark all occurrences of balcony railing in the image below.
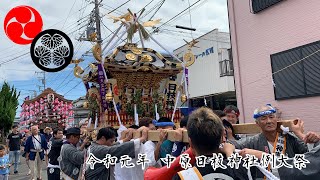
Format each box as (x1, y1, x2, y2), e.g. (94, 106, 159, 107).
(219, 59, 234, 77)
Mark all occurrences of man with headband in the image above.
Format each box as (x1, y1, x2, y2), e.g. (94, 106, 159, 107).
(233, 104, 309, 179)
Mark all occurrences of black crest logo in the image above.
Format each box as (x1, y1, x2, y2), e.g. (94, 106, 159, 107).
(30, 29, 73, 72)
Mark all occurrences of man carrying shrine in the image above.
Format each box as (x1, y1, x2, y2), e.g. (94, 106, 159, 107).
(234, 104, 310, 179)
(173, 107, 248, 180)
(84, 126, 148, 180)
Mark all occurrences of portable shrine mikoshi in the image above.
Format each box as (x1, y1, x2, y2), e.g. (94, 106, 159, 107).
(73, 9, 189, 132)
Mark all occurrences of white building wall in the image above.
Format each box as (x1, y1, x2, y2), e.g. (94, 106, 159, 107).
(173, 29, 234, 99)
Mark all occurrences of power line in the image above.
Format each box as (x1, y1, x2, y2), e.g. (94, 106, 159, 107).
(187, 0, 194, 39)
(63, 81, 83, 96)
(62, 0, 78, 29)
(148, 0, 166, 21)
(164, 0, 208, 27)
(0, 52, 29, 66)
(107, 0, 132, 15)
(245, 47, 320, 87)
(156, 0, 202, 30)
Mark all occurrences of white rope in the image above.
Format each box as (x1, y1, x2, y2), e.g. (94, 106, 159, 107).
(134, 104, 139, 126)
(280, 125, 289, 135)
(112, 98, 122, 126)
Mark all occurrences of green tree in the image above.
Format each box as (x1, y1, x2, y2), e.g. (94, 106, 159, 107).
(126, 89, 144, 117)
(0, 82, 20, 142)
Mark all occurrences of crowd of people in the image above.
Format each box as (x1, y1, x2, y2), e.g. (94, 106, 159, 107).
(2, 104, 320, 180)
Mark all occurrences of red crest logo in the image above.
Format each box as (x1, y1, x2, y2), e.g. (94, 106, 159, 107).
(4, 5, 43, 45)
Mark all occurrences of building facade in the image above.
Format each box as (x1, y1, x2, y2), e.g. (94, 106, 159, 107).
(228, 0, 320, 131)
(173, 29, 236, 110)
(72, 96, 90, 127)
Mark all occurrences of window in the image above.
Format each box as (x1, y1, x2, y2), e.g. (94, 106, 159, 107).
(251, 0, 283, 14)
(271, 41, 320, 100)
(219, 48, 234, 77)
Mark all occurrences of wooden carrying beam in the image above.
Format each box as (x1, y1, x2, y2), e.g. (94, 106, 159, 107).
(131, 120, 298, 143)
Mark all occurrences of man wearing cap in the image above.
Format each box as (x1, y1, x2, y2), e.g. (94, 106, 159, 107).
(233, 104, 309, 179)
(59, 127, 89, 180)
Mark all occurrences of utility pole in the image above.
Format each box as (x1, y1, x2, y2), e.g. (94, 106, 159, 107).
(77, 0, 102, 44)
(94, 0, 102, 45)
(27, 90, 37, 99)
(35, 71, 46, 92)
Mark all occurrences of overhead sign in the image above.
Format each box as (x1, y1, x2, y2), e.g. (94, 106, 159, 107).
(195, 47, 214, 59)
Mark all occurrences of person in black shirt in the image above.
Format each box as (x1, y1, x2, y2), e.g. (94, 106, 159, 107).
(172, 107, 248, 180)
(6, 125, 22, 174)
(47, 128, 64, 180)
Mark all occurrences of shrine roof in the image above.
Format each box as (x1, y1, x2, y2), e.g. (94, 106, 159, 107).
(23, 88, 72, 104)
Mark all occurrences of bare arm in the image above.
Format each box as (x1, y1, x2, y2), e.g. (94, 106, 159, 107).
(154, 129, 167, 161)
(154, 141, 162, 161)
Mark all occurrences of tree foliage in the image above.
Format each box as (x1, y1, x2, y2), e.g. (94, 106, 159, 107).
(0, 82, 20, 133)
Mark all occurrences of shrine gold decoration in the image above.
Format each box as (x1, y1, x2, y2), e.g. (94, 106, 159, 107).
(180, 94, 187, 103)
(83, 74, 90, 81)
(92, 44, 102, 62)
(183, 52, 195, 67)
(131, 48, 142, 55)
(126, 53, 136, 61)
(90, 63, 96, 69)
(83, 101, 89, 108)
(139, 66, 151, 71)
(74, 66, 84, 78)
(142, 19, 161, 27)
(70, 59, 84, 64)
(140, 54, 153, 62)
(108, 12, 132, 23)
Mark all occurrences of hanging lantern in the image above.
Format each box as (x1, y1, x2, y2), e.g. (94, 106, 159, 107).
(181, 94, 187, 103)
(105, 90, 113, 101)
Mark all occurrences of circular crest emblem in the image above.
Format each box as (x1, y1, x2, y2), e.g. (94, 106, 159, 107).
(30, 29, 74, 72)
(126, 53, 136, 61)
(183, 52, 195, 67)
(49, 168, 54, 174)
(4, 5, 43, 45)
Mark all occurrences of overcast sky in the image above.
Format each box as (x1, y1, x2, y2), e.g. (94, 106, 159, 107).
(0, 0, 229, 117)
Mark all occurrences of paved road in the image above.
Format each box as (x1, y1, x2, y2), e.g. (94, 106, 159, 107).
(8, 156, 48, 180)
